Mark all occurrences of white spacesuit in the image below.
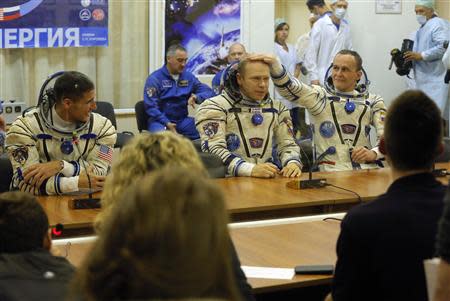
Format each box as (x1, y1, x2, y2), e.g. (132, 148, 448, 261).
(6, 107, 116, 195)
(271, 63, 386, 171)
(195, 65, 302, 177)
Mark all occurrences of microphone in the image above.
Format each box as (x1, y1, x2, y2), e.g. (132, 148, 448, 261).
(70, 132, 101, 209)
(287, 146, 336, 189)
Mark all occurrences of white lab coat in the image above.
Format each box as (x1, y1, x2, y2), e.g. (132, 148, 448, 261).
(304, 14, 352, 86)
(274, 42, 300, 109)
(413, 16, 449, 113)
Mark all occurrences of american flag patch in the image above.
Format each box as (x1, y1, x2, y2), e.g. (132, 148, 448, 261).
(98, 145, 113, 163)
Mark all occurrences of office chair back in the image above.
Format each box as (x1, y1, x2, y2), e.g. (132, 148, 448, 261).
(135, 101, 147, 133)
(94, 101, 134, 148)
(94, 101, 117, 129)
(0, 155, 13, 193)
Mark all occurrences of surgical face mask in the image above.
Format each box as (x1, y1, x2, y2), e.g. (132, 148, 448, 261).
(334, 8, 346, 19)
(416, 14, 427, 25)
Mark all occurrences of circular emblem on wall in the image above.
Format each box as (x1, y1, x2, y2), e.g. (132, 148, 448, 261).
(0, 0, 44, 22)
(79, 8, 92, 21)
(92, 8, 105, 21)
(81, 0, 91, 8)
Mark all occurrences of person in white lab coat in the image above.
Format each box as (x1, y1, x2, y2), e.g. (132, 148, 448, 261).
(274, 18, 303, 136)
(304, 0, 352, 86)
(404, 0, 449, 114)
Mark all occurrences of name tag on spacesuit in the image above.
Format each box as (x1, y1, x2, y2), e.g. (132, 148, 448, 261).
(178, 80, 189, 87)
(250, 107, 263, 114)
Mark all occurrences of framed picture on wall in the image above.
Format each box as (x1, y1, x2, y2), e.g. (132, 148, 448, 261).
(164, 0, 241, 76)
(375, 0, 402, 14)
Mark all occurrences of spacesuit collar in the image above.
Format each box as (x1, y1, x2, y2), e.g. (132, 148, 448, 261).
(52, 106, 76, 131)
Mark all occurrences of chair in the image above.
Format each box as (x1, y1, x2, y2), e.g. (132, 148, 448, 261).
(0, 154, 13, 193)
(94, 101, 134, 149)
(135, 101, 148, 133)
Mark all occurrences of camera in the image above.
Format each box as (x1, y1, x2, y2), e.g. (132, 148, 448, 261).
(389, 39, 414, 76)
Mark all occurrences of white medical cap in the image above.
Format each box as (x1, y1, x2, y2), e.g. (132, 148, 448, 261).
(415, 0, 435, 9)
(274, 18, 288, 31)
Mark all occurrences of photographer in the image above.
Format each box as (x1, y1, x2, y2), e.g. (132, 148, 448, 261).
(404, 0, 449, 113)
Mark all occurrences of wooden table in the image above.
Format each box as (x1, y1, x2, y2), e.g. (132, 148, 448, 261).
(40, 163, 450, 232)
(53, 220, 341, 293)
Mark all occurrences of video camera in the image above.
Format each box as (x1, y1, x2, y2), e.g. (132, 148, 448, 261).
(389, 39, 414, 76)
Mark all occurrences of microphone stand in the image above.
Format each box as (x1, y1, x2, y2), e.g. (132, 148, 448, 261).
(297, 146, 335, 189)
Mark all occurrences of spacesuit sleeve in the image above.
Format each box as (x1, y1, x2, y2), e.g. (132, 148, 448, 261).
(303, 24, 321, 82)
(80, 116, 117, 176)
(143, 75, 170, 126)
(6, 117, 44, 195)
(270, 62, 328, 116)
(192, 75, 216, 103)
(273, 103, 303, 167)
(369, 94, 387, 159)
(421, 22, 448, 61)
(196, 97, 255, 177)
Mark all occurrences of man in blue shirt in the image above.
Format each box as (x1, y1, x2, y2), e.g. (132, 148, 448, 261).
(143, 44, 215, 140)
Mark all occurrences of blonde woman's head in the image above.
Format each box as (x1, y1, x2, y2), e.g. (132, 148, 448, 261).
(74, 167, 240, 301)
(96, 131, 207, 229)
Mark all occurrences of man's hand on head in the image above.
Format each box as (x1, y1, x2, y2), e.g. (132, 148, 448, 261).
(251, 163, 279, 178)
(247, 54, 279, 66)
(351, 147, 377, 163)
(23, 161, 63, 189)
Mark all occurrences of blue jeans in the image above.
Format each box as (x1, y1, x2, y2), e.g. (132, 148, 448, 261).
(147, 116, 200, 140)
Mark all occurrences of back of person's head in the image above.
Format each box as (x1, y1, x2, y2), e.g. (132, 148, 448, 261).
(307, 0, 325, 9)
(54, 71, 94, 103)
(0, 191, 49, 253)
(97, 131, 207, 229)
(74, 167, 241, 301)
(384, 90, 442, 171)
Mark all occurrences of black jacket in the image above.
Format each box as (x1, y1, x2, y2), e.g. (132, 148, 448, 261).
(437, 184, 450, 262)
(332, 173, 445, 301)
(0, 249, 75, 301)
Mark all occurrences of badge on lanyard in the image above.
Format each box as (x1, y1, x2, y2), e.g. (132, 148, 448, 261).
(250, 107, 264, 126)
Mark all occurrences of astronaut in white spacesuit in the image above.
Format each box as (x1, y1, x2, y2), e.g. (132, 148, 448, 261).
(6, 71, 116, 195)
(252, 50, 386, 171)
(195, 59, 302, 178)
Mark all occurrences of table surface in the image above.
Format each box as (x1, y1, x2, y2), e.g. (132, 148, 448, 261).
(53, 219, 341, 293)
(39, 163, 450, 230)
